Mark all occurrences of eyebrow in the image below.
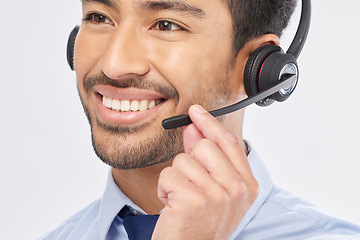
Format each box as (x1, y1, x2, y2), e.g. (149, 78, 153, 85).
(139, 0, 207, 18)
(81, 0, 116, 8)
(81, 0, 207, 18)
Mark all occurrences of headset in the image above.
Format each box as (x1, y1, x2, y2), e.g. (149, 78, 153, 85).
(67, 0, 311, 130)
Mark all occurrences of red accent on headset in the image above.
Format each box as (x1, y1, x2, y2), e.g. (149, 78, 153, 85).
(258, 56, 269, 91)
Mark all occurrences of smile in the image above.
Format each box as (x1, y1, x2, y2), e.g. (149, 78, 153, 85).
(92, 85, 171, 126)
(102, 96, 163, 112)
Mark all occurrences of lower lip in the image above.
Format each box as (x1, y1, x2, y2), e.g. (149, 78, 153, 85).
(94, 93, 165, 126)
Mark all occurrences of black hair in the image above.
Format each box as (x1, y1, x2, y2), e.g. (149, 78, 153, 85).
(226, 0, 297, 54)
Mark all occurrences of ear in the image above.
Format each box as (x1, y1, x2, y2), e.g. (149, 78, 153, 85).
(233, 34, 280, 95)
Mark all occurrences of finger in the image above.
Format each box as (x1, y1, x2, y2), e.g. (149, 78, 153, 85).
(190, 138, 245, 194)
(188, 105, 253, 178)
(171, 152, 222, 191)
(157, 164, 197, 207)
(183, 123, 205, 154)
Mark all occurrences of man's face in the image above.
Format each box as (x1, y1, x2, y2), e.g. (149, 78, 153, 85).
(75, 0, 243, 169)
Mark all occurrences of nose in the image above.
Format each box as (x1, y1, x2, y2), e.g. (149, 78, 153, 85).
(99, 25, 150, 79)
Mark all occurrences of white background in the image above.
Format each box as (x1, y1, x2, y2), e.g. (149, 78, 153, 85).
(1, 1, 359, 239)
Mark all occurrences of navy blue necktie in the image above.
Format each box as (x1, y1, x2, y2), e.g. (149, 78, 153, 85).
(118, 206, 159, 240)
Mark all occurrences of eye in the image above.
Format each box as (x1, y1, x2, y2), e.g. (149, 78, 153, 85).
(83, 13, 114, 25)
(151, 20, 185, 32)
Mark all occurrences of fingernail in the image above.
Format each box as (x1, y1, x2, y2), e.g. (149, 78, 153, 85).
(192, 105, 207, 114)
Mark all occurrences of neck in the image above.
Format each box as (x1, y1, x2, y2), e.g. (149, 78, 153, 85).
(112, 161, 171, 215)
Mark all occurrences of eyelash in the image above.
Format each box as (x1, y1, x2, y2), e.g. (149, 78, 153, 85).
(150, 20, 186, 32)
(83, 13, 114, 25)
(83, 12, 186, 32)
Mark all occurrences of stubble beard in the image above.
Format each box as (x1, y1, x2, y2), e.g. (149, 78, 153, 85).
(78, 68, 233, 170)
(78, 74, 184, 170)
(91, 123, 184, 170)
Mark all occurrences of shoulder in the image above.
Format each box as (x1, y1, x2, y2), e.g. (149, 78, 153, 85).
(37, 200, 101, 240)
(240, 185, 360, 239)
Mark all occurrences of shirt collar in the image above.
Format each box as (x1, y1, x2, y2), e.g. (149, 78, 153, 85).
(230, 143, 274, 239)
(98, 169, 147, 239)
(97, 143, 273, 239)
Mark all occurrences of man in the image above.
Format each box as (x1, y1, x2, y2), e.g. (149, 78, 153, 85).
(40, 0, 360, 239)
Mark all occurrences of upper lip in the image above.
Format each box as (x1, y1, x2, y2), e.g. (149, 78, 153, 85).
(93, 85, 168, 101)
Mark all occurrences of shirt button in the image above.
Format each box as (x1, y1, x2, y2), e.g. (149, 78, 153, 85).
(130, 209, 142, 216)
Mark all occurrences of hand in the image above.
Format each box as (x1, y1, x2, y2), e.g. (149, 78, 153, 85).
(152, 105, 259, 240)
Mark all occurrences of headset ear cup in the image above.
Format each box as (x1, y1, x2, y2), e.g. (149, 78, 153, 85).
(66, 26, 80, 71)
(259, 52, 298, 102)
(244, 45, 282, 96)
(244, 45, 283, 106)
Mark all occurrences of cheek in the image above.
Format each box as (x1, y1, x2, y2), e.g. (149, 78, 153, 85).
(146, 38, 235, 110)
(74, 31, 109, 84)
(147, 41, 203, 105)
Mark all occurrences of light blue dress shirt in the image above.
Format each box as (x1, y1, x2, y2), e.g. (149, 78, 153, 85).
(38, 146, 360, 240)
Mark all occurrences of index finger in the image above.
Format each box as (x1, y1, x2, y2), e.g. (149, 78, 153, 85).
(188, 105, 253, 177)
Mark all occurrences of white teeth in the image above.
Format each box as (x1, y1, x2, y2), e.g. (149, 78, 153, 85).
(148, 100, 155, 109)
(103, 96, 107, 106)
(102, 96, 161, 112)
(105, 97, 113, 109)
(112, 99, 121, 111)
(139, 100, 148, 111)
(130, 100, 139, 111)
(121, 100, 130, 112)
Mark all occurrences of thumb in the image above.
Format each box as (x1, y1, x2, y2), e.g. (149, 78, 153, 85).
(183, 123, 204, 154)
